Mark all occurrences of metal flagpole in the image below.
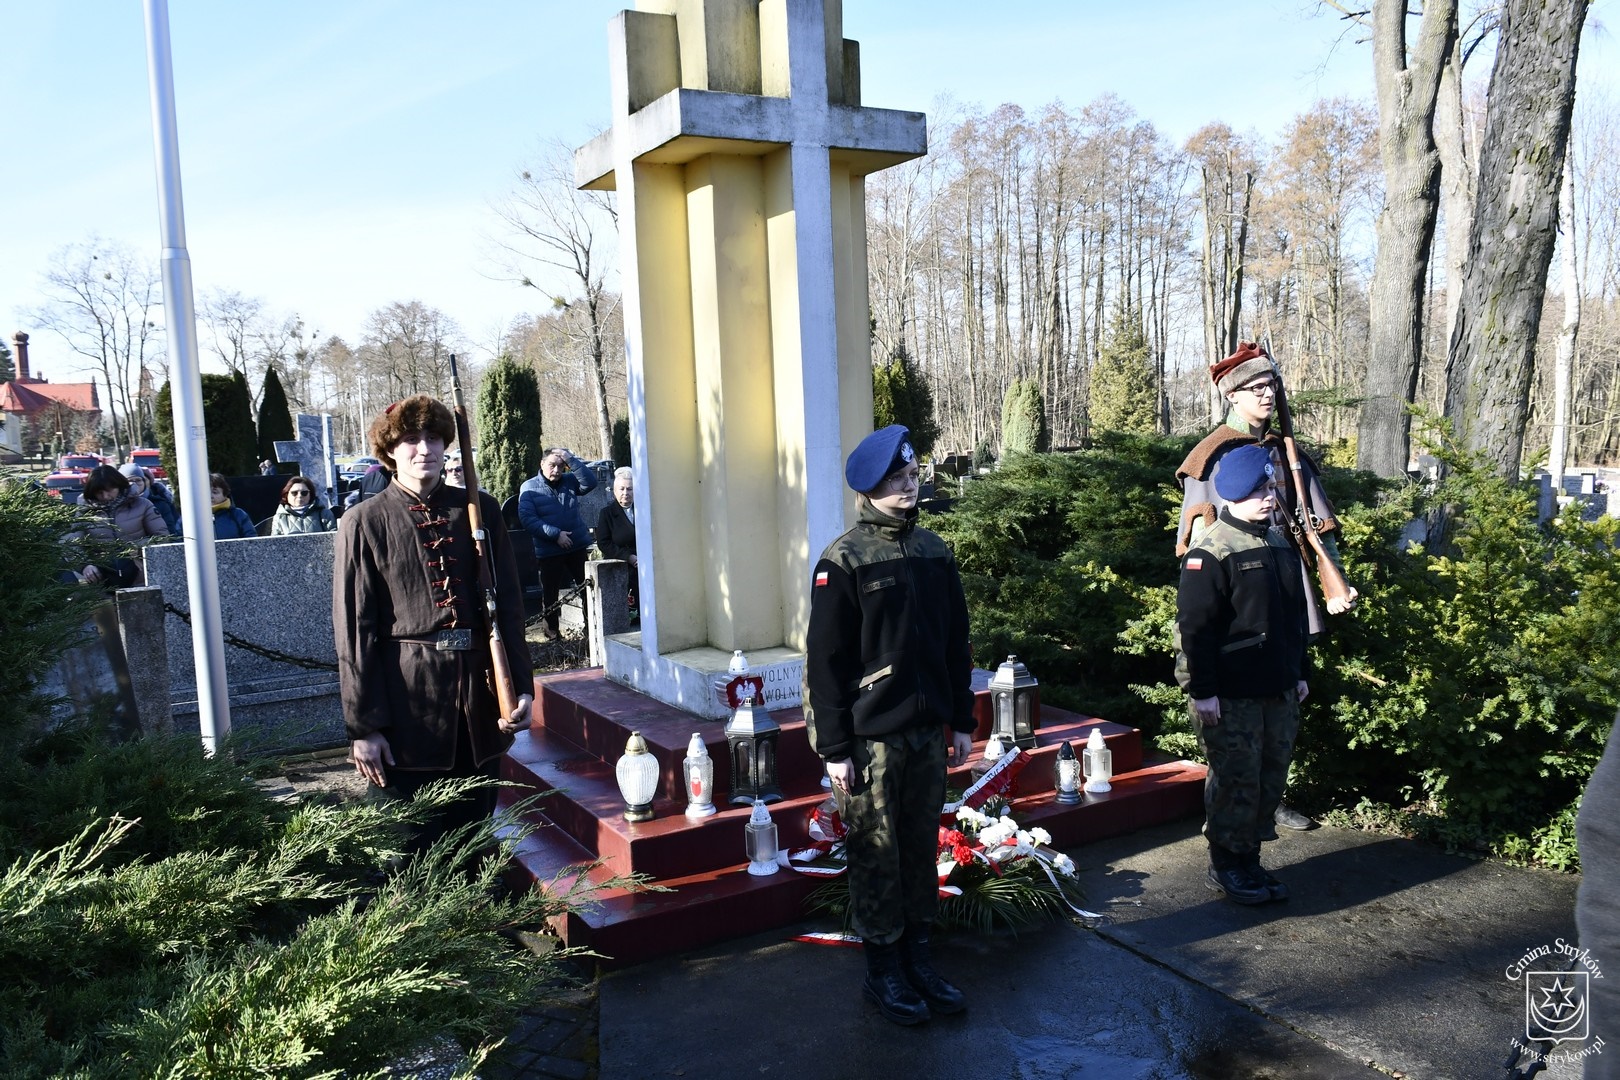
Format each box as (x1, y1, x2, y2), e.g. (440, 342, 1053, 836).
(143, 0, 231, 753)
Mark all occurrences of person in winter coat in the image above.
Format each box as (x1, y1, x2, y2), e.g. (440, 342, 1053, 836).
(75, 464, 169, 587)
(119, 463, 180, 534)
(517, 447, 599, 640)
(270, 476, 337, 535)
(805, 424, 976, 1028)
(209, 474, 257, 539)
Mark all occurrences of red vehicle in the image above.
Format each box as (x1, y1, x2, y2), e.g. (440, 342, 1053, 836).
(55, 453, 105, 476)
(129, 448, 166, 479)
(43, 472, 85, 503)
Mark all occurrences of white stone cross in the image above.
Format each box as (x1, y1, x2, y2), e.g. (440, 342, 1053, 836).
(576, 0, 926, 718)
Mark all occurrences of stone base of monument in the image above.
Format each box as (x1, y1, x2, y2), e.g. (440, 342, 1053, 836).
(502, 669, 1206, 967)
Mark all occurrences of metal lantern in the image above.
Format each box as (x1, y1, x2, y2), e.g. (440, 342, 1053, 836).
(683, 733, 717, 819)
(725, 694, 783, 805)
(1054, 740, 1082, 804)
(988, 655, 1040, 750)
(615, 731, 660, 822)
(745, 797, 781, 876)
(1083, 728, 1113, 794)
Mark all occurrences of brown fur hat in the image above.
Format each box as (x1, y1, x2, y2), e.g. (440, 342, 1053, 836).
(1209, 342, 1273, 394)
(368, 394, 457, 461)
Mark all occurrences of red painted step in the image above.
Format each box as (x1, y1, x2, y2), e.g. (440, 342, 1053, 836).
(502, 669, 1207, 967)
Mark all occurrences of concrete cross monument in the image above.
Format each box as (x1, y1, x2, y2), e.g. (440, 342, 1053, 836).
(576, 0, 926, 718)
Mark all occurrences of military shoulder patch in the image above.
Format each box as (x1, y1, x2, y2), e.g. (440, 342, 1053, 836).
(815, 570, 830, 587)
(1185, 556, 1204, 570)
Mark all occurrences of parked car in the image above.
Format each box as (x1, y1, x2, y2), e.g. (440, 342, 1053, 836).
(55, 453, 105, 476)
(129, 448, 166, 479)
(43, 472, 85, 504)
(338, 456, 381, 482)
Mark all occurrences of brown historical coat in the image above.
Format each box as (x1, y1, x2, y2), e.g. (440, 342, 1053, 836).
(334, 478, 534, 772)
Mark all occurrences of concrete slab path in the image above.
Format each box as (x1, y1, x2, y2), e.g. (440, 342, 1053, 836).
(575, 820, 1585, 1080)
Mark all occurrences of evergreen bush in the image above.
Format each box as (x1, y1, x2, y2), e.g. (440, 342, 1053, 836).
(934, 431, 1619, 868)
(1087, 303, 1158, 435)
(1000, 378, 1049, 456)
(476, 354, 543, 503)
(872, 344, 940, 459)
(256, 367, 296, 467)
(0, 484, 627, 1076)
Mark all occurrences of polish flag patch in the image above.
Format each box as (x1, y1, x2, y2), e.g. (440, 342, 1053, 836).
(815, 570, 830, 587)
(1185, 556, 1204, 570)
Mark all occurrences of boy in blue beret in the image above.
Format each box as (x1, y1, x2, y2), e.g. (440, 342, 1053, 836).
(1175, 442, 1310, 905)
(805, 424, 976, 1025)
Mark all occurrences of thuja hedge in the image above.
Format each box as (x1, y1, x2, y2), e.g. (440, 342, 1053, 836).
(928, 434, 1619, 869)
(0, 480, 616, 1078)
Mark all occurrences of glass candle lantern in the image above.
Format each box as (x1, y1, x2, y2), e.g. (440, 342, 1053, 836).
(683, 733, 717, 819)
(988, 655, 1040, 750)
(615, 731, 659, 822)
(725, 694, 783, 805)
(1054, 739, 1082, 804)
(745, 797, 780, 876)
(1083, 728, 1113, 794)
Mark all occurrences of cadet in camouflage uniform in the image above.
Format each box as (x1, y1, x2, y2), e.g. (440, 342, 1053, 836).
(806, 424, 976, 1026)
(1176, 443, 1309, 905)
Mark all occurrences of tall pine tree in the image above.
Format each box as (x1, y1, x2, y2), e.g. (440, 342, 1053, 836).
(0, 339, 13, 384)
(871, 344, 940, 458)
(475, 354, 543, 503)
(1088, 303, 1158, 435)
(255, 368, 295, 468)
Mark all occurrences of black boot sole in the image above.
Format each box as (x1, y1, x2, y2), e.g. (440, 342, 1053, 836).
(864, 980, 931, 1026)
(1205, 869, 1271, 906)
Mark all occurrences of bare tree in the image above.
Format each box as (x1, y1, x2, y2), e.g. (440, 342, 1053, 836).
(198, 288, 264, 376)
(1548, 149, 1580, 485)
(491, 142, 620, 459)
(32, 237, 163, 460)
(361, 301, 464, 401)
(1357, 0, 1457, 477)
(1443, 0, 1590, 477)
(1188, 123, 1256, 424)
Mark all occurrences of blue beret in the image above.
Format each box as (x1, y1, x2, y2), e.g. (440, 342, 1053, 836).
(845, 424, 915, 493)
(1214, 443, 1275, 502)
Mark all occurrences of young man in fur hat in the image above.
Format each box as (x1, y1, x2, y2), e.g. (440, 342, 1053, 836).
(1176, 341, 1356, 833)
(1176, 443, 1310, 904)
(806, 424, 977, 1026)
(335, 394, 534, 857)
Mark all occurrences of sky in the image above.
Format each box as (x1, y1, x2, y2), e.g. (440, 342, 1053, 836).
(3, 1, 1617, 378)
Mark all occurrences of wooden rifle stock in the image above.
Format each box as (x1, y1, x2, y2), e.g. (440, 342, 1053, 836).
(448, 354, 521, 722)
(1264, 345, 1355, 610)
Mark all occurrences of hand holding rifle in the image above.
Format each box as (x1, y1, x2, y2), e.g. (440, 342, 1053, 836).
(448, 354, 531, 732)
(1262, 342, 1358, 614)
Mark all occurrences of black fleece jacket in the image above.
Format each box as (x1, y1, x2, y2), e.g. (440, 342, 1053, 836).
(804, 501, 975, 762)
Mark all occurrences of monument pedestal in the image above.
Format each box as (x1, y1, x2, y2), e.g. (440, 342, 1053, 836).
(501, 669, 1206, 967)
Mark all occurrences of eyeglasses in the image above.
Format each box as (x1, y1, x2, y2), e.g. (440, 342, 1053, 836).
(446, 465, 464, 474)
(882, 469, 921, 491)
(1238, 380, 1278, 397)
(287, 489, 312, 499)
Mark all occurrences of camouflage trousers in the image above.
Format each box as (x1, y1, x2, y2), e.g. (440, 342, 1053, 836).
(834, 726, 948, 946)
(1191, 690, 1300, 856)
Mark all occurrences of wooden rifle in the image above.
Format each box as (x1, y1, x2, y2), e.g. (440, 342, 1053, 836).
(448, 353, 521, 722)
(1261, 338, 1356, 610)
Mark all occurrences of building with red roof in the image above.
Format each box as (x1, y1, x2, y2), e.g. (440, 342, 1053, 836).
(0, 332, 103, 463)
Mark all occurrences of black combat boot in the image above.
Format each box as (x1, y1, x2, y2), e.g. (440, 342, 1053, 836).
(1205, 843, 1270, 905)
(863, 940, 932, 1026)
(1242, 851, 1289, 902)
(899, 925, 966, 1015)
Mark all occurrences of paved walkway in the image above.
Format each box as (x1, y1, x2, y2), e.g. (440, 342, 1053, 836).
(488, 818, 1590, 1080)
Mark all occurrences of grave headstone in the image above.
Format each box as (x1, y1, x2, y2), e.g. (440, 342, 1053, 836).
(273, 413, 339, 506)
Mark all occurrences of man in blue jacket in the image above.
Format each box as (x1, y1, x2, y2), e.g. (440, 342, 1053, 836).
(518, 446, 599, 640)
